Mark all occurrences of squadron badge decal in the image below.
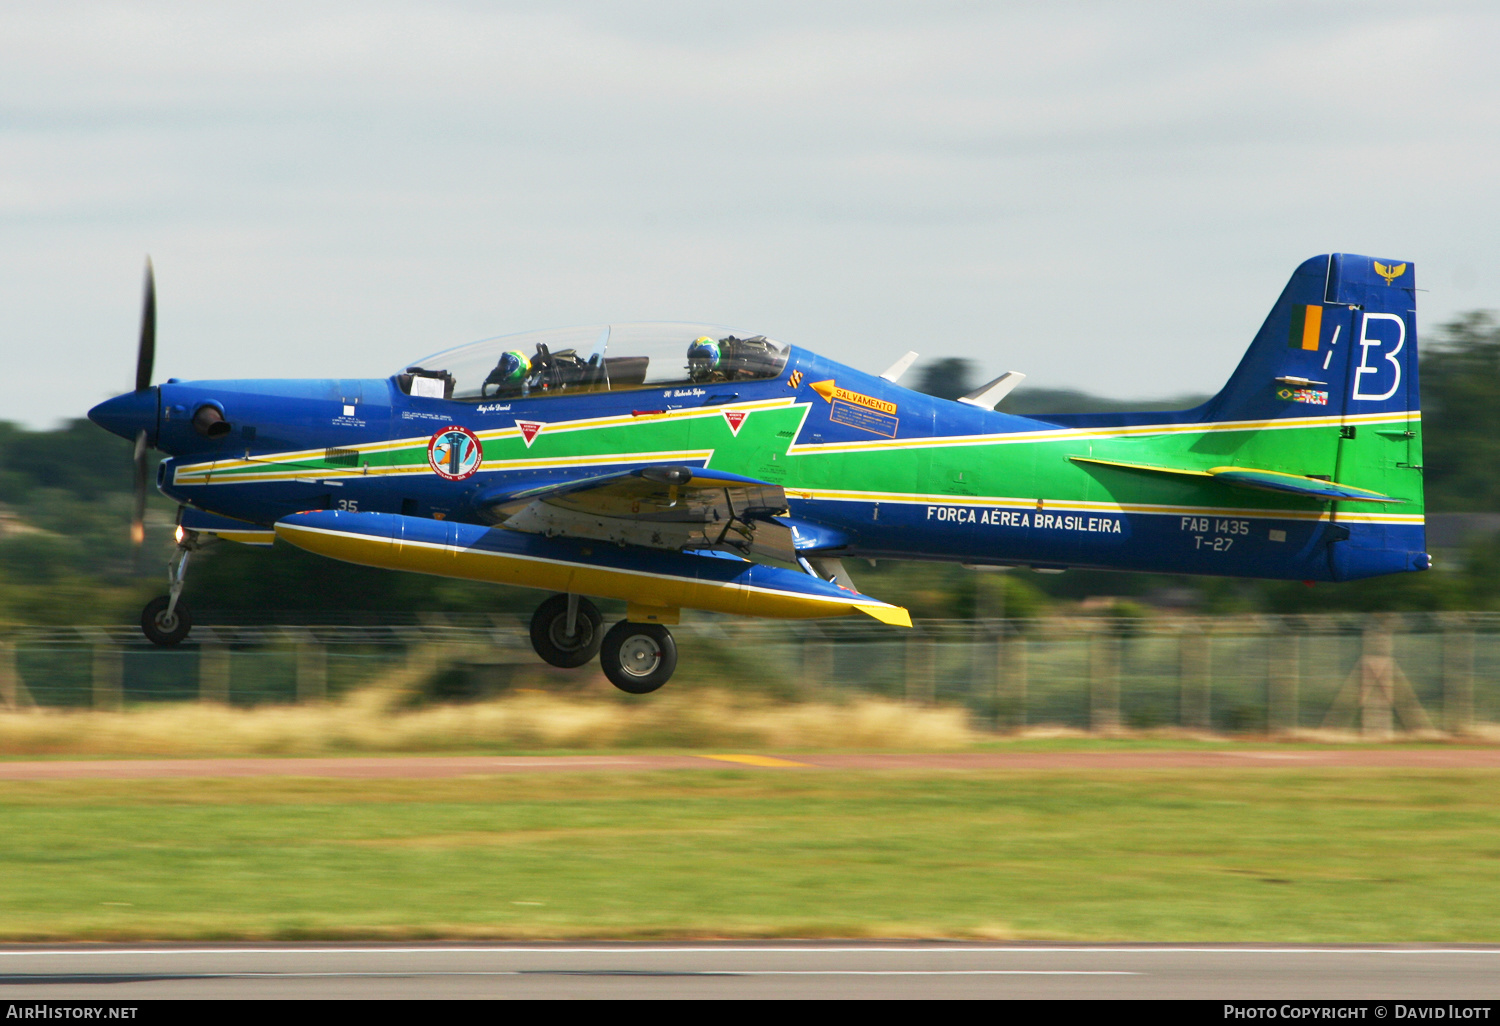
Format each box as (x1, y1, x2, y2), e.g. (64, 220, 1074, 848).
(428, 425, 484, 480)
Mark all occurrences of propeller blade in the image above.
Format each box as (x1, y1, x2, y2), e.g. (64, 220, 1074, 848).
(136, 257, 155, 392)
(131, 429, 148, 547)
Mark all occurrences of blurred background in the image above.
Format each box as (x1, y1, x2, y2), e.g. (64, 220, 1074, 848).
(5, 317, 1500, 739)
(4, 2, 1500, 736)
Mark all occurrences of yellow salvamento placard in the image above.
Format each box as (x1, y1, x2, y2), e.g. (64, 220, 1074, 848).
(810, 380, 897, 415)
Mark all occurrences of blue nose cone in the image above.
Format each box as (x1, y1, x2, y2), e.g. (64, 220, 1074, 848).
(88, 388, 159, 443)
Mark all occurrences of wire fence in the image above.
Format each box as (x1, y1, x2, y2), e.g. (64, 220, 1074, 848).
(2, 613, 1498, 736)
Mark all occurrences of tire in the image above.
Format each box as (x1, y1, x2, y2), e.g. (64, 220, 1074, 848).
(599, 621, 677, 694)
(529, 594, 604, 668)
(141, 595, 192, 647)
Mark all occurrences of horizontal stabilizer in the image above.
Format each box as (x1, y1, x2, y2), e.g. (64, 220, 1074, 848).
(1069, 456, 1403, 503)
(1208, 468, 1404, 503)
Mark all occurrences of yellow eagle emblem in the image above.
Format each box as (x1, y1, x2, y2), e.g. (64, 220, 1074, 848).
(1373, 261, 1407, 285)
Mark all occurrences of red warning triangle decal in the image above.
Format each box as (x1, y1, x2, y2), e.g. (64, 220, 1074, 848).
(723, 410, 747, 436)
(516, 420, 544, 448)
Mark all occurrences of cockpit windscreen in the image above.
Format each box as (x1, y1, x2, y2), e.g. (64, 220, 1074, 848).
(397, 323, 791, 401)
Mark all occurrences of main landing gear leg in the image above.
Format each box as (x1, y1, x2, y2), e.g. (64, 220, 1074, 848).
(529, 593, 604, 668)
(141, 530, 198, 647)
(600, 621, 677, 694)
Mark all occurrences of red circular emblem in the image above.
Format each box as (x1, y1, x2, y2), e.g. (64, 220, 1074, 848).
(427, 425, 484, 480)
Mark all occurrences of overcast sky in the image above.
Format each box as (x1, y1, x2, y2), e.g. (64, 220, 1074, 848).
(4, 0, 1498, 429)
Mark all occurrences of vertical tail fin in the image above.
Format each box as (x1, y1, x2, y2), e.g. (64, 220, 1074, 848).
(1200, 253, 1417, 426)
(1207, 254, 1424, 580)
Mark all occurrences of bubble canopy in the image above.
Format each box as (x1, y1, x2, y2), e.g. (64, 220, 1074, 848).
(398, 322, 791, 401)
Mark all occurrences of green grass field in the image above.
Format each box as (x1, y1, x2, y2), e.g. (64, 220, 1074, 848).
(3, 769, 1498, 942)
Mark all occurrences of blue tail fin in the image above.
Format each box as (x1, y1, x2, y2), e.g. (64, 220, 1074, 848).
(1197, 253, 1418, 425)
(1034, 254, 1418, 429)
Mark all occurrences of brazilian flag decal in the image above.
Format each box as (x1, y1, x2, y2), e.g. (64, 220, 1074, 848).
(1288, 304, 1323, 351)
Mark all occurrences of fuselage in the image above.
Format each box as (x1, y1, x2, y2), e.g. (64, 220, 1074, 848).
(91, 343, 1425, 584)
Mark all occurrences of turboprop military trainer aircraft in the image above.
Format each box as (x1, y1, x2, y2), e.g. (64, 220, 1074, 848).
(89, 253, 1426, 693)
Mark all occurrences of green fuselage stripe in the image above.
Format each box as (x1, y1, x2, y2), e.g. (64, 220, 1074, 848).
(171, 402, 1424, 522)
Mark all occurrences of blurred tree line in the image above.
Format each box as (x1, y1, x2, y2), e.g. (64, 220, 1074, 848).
(3, 312, 1499, 625)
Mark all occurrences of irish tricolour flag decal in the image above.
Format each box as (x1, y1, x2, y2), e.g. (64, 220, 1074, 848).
(723, 410, 747, 436)
(516, 420, 545, 448)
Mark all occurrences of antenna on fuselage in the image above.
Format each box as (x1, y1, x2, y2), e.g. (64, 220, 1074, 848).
(879, 351, 919, 383)
(959, 371, 1026, 410)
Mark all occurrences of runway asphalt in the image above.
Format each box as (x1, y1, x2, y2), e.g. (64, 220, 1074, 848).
(1, 944, 1498, 999)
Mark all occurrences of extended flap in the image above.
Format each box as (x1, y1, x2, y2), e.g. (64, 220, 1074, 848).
(487, 465, 795, 558)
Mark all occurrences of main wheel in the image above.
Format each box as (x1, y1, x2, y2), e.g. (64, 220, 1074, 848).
(599, 621, 677, 694)
(141, 595, 192, 647)
(529, 594, 604, 668)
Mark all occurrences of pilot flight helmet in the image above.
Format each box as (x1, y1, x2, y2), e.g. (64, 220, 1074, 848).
(687, 337, 722, 377)
(496, 350, 531, 383)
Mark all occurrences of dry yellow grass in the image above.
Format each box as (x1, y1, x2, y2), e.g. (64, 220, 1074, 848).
(0, 688, 979, 757)
(1453, 722, 1500, 743)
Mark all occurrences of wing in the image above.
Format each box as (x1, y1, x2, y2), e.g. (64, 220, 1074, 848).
(484, 465, 798, 560)
(275, 509, 911, 626)
(1069, 456, 1403, 503)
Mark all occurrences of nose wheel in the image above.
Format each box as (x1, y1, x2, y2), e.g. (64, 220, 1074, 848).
(141, 594, 192, 647)
(600, 621, 677, 694)
(140, 531, 197, 647)
(529, 594, 604, 668)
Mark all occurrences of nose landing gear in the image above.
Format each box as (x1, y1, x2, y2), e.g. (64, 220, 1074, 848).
(140, 530, 197, 647)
